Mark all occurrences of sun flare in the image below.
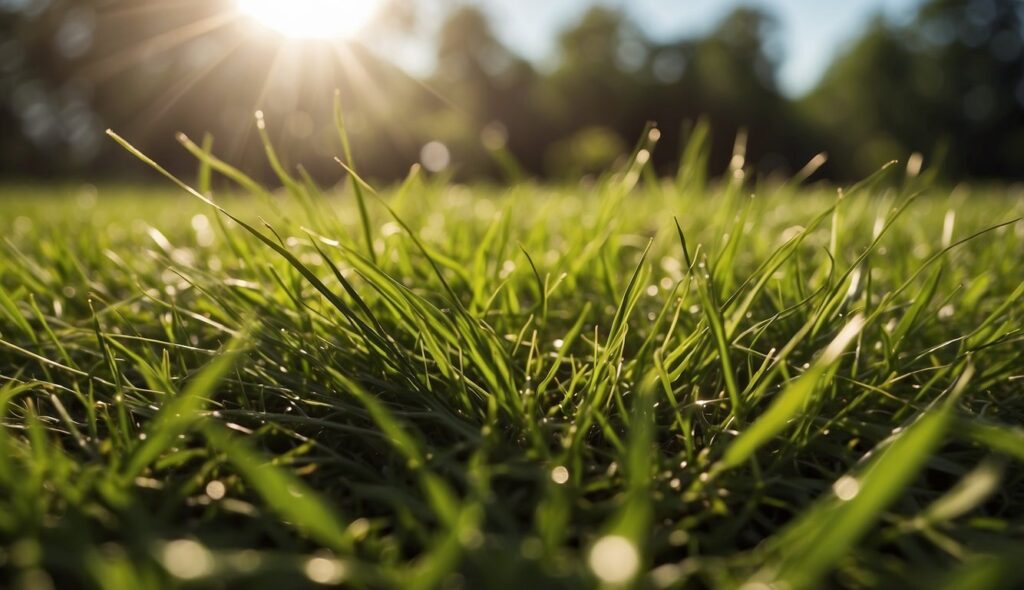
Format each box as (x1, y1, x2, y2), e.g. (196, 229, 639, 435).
(236, 0, 381, 40)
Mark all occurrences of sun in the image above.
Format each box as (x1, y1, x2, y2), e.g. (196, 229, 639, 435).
(236, 0, 381, 40)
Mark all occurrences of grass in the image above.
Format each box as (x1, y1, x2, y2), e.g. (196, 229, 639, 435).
(0, 125, 1023, 589)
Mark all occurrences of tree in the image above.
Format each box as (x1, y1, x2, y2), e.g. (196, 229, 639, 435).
(685, 8, 812, 176)
(806, 0, 1024, 180)
(548, 8, 650, 144)
(429, 6, 544, 175)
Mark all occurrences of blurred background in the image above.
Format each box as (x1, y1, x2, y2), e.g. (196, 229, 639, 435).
(1, 0, 1022, 185)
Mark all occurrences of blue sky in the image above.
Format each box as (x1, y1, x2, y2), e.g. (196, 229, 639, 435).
(408, 0, 926, 96)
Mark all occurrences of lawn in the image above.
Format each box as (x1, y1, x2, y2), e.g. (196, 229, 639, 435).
(0, 136, 1022, 589)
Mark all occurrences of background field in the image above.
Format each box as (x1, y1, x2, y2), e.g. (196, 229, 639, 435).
(1, 152, 1023, 588)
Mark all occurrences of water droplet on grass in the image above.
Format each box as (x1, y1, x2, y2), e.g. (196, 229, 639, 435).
(551, 465, 570, 484)
(304, 556, 347, 585)
(833, 475, 860, 501)
(589, 535, 639, 584)
(162, 540, 214, 580)
(205, 481, 226, 500)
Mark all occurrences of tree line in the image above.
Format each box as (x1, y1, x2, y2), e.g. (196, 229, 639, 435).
(1, 0, 1022, 184)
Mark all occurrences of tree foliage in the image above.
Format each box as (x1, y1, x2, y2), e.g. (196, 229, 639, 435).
(0, 0, 1021, 183)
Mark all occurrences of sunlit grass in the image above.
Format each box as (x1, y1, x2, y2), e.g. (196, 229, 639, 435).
(0, 124, 1022, 589)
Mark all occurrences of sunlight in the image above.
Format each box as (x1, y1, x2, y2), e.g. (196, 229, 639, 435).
(236, 0, 381, 40)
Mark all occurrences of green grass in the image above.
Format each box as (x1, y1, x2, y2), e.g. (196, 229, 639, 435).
(0, 132, 1023, 589)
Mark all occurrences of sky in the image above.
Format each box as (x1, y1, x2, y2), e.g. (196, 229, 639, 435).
(456, 0, 927, 96)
